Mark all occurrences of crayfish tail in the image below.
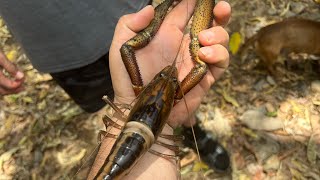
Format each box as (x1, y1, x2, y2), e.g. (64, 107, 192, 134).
(94, 122, 155, 180)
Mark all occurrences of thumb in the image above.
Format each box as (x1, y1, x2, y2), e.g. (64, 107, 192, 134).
(120, 5, 155, 33)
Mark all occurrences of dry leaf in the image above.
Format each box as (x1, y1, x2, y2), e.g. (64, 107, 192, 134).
(192, 161, 209, 172)
(57, 146, 86, 166)
(217, 88, 239, 107)
(5, 49, 18, 61)
(229, 32, 242, 55)
(307, 134, 317, 165)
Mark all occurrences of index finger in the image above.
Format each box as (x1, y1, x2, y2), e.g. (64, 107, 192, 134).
(162, 0, 231, 30)
(213, 1, 231, 27)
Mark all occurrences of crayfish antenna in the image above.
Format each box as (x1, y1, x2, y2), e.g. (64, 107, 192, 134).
(178, 87, 206, 180)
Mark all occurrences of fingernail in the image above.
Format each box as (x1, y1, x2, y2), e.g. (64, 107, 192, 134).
(203, 31, 215, 43)
(199, 47, 211, 57)
(15, 71, 24, 79)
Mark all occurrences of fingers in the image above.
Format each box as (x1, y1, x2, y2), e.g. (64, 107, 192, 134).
(0, 71, 24, 94)
(0, 51, 25, 95)
(199, 44, 229, 68)
(198, 43, 229, 81)
(165, 0, 231, 31)
(213, 1, 231, 27)
(0, 85, 24, 95)
(0, 52, 24, 80)
(119, 5, 155, 33)
(198, 26, 229, 47)
(201, 0, 231, 82)
(198, 25, 230, 70)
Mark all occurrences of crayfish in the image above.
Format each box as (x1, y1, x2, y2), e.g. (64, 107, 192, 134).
(90, 0, 216, 179)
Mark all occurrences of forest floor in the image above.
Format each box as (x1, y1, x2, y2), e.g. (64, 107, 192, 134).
(0, 0, 319, 179)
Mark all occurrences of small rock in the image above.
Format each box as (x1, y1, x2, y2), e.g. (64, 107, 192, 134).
(254, 79, 269, 91)
(311, 80, 320, 93)
(253, 138, 280, 162)
(295, 81, 308, 97)
(33, 150, 43, 166)
(263, 155, 280, 171)
(203, 108, 231, 137)
(247, 163, 265, 178)
(290, 2, 306, 14)
(236, 106, 246, 115)
(240, 108, 283, 131)
(266, 76, 276, 86)
(208, 111, 215, 120)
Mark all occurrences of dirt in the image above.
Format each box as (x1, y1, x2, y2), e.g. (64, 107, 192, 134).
(0, 0, 319, 179)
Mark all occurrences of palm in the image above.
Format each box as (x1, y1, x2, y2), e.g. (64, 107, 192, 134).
(134, 25, 189, 83)
(109, 2, 230, 127)
(110, 16, 191, 99)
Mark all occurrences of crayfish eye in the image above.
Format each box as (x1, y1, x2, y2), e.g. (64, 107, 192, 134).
(172, 77, 178, 83)
(160, 73, 166, 78)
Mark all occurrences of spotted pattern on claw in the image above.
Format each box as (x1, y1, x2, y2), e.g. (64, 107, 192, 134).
(176, 0, 215, 99)
(120, 0, 175, 94)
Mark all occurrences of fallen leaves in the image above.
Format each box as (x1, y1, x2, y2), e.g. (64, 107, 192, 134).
(307, 134, 318, 165)
(229, 32, 242, 55)
(0, 21, 94, 178)
(57, 145, 87, 166)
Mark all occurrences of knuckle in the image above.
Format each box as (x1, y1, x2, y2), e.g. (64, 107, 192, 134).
(215, 44, 229, 60)
(223, 30, 229, 41)
(215, 26, 229, 39)
(119, 14, 130, 24)
(221, 44, 230, 57)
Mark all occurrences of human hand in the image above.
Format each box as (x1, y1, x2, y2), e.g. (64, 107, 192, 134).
(110, 0, 231, 127)
(0, 50, 24, 95)
(89, 1, 231, 179)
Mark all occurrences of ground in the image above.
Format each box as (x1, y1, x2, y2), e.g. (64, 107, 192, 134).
(0, 0, 319, 179)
